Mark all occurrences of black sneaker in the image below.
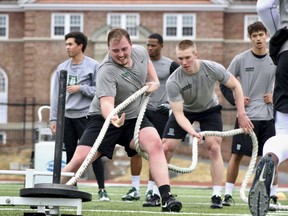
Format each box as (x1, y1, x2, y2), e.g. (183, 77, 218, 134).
(143, 194, 161, 207)
(161, 193, 182, 212)
(210, 195, 223, 208)
(248, 155, 275, 216)
(145, 190, 153, 201)
(121, 187, 140, 201)
(223, 194, 234, 206)
(269, 195, 280, 211)
(270, 195, 279, 205)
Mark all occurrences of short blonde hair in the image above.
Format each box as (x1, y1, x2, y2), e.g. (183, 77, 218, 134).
(176, 40, 197, 54)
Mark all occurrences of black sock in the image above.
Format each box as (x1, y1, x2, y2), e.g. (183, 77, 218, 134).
(159, 184, 171, 200)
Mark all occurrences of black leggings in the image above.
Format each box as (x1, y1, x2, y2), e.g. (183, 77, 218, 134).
(273, 50, 288, 113)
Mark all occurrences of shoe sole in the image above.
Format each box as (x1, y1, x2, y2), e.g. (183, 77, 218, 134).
(210, 204, 223, 209)
(99, 198, 111, 201)
(121, 197, 140, 201)
(162, 202, 182, 212)
(248, 156, 274, 216)
(222, 202, 231, 207)
(143, 202, 161, 207)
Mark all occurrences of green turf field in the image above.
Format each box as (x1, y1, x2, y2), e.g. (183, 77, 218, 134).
(0, 182, 288, 216)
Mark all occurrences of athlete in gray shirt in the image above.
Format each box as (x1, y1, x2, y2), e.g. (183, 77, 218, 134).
(162, 39, 253, 209)
(61, 28, 182, 212)
(220, 21, 277, 207)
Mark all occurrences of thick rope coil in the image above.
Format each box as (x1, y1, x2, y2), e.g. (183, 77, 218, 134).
(133, 94, 149, 160)
(66, 85, 149, 186)
(270, 202, 288, 211)
(167, 129, 258, 174)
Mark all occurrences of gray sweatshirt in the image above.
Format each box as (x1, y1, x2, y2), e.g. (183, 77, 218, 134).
(50, 56, 99, 122)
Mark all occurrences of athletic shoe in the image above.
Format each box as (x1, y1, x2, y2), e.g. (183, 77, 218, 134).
(248, 155, 275, 216)
(223, 194, 235, 206)
(98, 189, 111, 201)
(161, 193, 182, 212)
(121, 187, 140, 201)
(145, 189, 153, 201)
(270, 195, 279, 205)
(210, 195, 223, 208)
(269, 195, 281, 211)
(143, 194, 161, 207)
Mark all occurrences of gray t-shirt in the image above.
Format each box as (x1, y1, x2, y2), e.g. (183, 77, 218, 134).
(166, 60, 230, 113)
(147, 56, 178, 110)
(228, 50, 276, 120)
(89, 45, 149, 119)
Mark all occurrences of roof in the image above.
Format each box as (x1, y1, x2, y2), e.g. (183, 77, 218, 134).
(0, 0, 256, 12)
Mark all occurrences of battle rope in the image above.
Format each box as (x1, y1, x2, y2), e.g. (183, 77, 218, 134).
(66, 86, 149, 186)
(136, 125, 258, 204)
(132, 99, 258, 175)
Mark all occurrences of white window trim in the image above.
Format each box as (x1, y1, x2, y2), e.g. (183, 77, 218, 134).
(244, 15, 259, 41)
(51, 13, 83, 39)
(163, 13, 196, 40)
(0, 14, 9, 40)
(107, 13, 140, 39)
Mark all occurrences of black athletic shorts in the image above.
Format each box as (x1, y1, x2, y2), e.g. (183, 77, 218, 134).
(78, 114, 153, 159)
(231, 118, 275, 156)
(163, 105, 223, 139)
(145, 109, 169, 138)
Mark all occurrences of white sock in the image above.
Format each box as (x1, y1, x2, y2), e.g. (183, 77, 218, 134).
(146, 180, 155, 192)
(212, 185, 222, 197)
(271, 184, 278, 197)
(131, 175, 140, 192)
(224, 182, 234, 196)
(153, 185, 160, 197)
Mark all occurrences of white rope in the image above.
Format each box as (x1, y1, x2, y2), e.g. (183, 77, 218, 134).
(270, 202, 288, 211)
(168, 129, 257, 174)
(66, 86, 149, 186)
(133, 94, 149, 160)
(133, 117, 259, 203)
(239, 129, 258, 203)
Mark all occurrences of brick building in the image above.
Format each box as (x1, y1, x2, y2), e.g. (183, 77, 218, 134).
(0, 0, 258, 151)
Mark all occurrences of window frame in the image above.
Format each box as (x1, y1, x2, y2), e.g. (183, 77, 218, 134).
(163, 13, 196, 40)
(51, 13, 83, 39)
(0, 14, 9, 39)
(244, 15, 260, 41)
(107, 13, 140, 39)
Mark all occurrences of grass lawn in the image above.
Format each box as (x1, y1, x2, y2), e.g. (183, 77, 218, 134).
(1, 181, 288, 216)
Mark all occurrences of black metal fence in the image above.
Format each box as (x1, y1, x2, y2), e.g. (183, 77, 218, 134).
(0, 99, 50, 149)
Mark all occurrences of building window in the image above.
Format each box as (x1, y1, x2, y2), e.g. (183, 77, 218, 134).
(51, 14, 83, 38)
(0, 132, 6, 145)
(107, 13, 139, 38)
(244, 15, 259, 41)
(0, 69, 7, 124)
(0, 15, 8, 39)
(164, 14, 196, 40)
